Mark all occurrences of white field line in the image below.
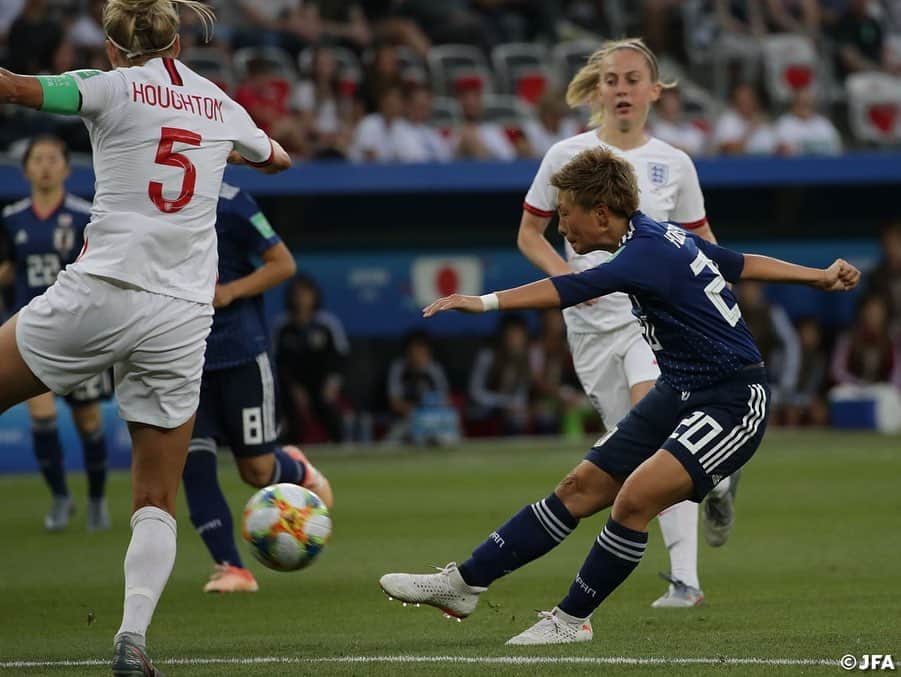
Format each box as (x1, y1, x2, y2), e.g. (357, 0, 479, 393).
(0, 655, 841, 669)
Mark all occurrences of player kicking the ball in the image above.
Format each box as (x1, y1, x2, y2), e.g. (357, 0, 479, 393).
(183, 183, 333, 594)
(0, 1, 291, 674)
(380, 147, 859, 645)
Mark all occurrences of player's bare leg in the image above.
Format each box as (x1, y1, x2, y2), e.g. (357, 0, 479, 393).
(236, 446, 334, 509)
(112, 416, 194, 677)
(508, 450, 695, 645)
(0, 315, 50, 412)
(72, 403, 111, 531)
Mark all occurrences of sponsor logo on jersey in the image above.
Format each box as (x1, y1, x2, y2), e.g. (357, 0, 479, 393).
(648, 162, 669, 186)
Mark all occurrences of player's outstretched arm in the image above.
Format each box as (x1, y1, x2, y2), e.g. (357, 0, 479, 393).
(741, 254, 861, 291)
(0, 69, 44, 109)
(422, 279, 562, 317)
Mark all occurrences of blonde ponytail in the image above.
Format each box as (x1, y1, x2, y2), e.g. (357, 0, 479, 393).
(565, 37, 675, 128)
(103, 0, 215, 62)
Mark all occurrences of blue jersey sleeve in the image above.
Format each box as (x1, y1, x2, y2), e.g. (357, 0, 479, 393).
(691, 236, 745, 283)
(551, 238, 654, 308)
(229, 190, 281, 255)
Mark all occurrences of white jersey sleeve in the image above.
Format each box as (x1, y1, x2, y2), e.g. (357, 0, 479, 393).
(667, 149, 707, 229)
(229, 100, 273, 165)
(73, 69, 128, 119)
(523, 143, 563, 217)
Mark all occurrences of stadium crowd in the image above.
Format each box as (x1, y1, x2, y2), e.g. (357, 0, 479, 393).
(1, 0, 900, 445)
(1, 0, 900, 160)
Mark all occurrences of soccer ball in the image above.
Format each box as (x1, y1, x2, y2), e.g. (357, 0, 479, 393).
(241, 483, 332, 571)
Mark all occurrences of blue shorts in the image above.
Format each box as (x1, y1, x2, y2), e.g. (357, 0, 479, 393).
(586, 366, 769, 502)
(193, 353, 279, 458)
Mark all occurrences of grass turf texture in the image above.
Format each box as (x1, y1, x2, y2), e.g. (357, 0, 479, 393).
(0, 430, 898, 676)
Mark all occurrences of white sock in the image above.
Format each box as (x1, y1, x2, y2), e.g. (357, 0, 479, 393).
(116, 506, 177, 642)
(709, 475, 731, 499)
(657, 500, 700, 590)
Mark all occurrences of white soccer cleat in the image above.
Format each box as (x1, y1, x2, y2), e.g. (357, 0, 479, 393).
(506, 607, 593, 646)
(702, 469, 742, 547)
(379, 562, 485, 619)
(650, 573, 704, 608)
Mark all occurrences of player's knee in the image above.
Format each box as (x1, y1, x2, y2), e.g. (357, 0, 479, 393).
(555, 472, 599, 518)
(611, 483, 655, 526)
(238, 462, 273, 488)
(73, 407, 102, 436)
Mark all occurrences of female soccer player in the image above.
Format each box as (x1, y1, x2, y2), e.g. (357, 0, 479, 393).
(0, 135, 112, 533)
(517, 38, 724, 607)
(183, 183, 333, 594)
(381, 147, 860, 644)
(0, 1, 291, 674)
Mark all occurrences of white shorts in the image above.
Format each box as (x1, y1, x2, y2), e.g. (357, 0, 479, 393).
(16, 267, 212, 428)
(567, 324, 661, 430)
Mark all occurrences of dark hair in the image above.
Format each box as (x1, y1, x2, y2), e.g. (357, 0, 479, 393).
(22, 135, 69, 168)
(549, 147, 640, 217)
(285, 273, 322, 313)
(403, 329, 432, 352)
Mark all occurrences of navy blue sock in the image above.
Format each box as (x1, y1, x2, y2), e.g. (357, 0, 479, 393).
(183, 441, 243, 567)
(80, 428, 108, 500)
(558, 517, 648, 619)
(32, 417, 68, 498)
(271, 447, 306, 485)
(459, 493, 578, 588)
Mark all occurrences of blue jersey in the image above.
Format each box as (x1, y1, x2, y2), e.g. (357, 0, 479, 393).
(552, 212, 762, 391)
(205, 183, 281, 371)
(0, 195, 91, 313)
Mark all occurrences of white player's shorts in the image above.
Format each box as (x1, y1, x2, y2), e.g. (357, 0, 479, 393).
(16, 267, 212, 429)
(567, 323, 661, 430)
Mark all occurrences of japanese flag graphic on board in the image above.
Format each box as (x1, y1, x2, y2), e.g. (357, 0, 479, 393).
(412, 256, 484, 307)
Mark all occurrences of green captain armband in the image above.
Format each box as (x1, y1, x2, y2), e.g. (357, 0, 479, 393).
(36, 70, 101, 115)
(36, 74, 82, 114)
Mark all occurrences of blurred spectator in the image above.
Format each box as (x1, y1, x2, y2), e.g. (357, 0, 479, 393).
(783, 317, 830, 426)
(831, 295, 901, 386)
(232, 0, 319, 57)
(713, 82, 778, 155)
(234, 56, 292, 135)
(864, 219, 901, 335)
(350, 84, 412, 162)
(472, 0, 560, 45)
(0, 1, 26, 44)
(362, 41, 403, 113)
(832, 0, 901, 77)
(396, 84, 453, 162)
(711, 0, 766, 92)
(308, 1, 373, 52)
(522, 91, 582, 158)
(642, 0, 689, 61)
(775, 88, 843, 155)
(736, 281, 801, 416)
(452, 76, 517, 160)
(6, 0, 63, 74)
(67, 0, 105, 50)
(529, 309, 587, 437)
(385, 330, 460, 444)
(651, 87, 709, 157)
(275, 275, 350, 444)
(764, 0, 821, 36)
(353, 1, 431, 58)
(468, 314, 531, 435)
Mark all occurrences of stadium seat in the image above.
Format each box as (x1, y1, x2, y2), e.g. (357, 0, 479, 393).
(761, 34, 820, 104)
(431, 96, 462, 132)
(297, 45, 362, 82)
(181, 47, 234, 93)
(450, 67, 495, 97)
(481, 94, 532, 128)
(845, 73, 901, 143)
(491, 43, 549, 95)
(233, 46, 297, 84)
(428, 44, 492, 96)
(550, 41, 597, 87)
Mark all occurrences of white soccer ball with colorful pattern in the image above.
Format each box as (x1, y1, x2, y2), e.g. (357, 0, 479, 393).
(241, 483, 332, 571)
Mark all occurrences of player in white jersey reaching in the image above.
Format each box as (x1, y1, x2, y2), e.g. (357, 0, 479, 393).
(517, 38, 733, 608)
(0, 1, 291, 675)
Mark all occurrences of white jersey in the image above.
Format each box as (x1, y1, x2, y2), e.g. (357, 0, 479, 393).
(71, 57, 273, 303)
(524, 131, 707, 334)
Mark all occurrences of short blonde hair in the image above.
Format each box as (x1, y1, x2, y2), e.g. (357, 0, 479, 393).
(550, 147, 639, 217)
(103, 0, 215, 62)
(565, 37, 675, 128)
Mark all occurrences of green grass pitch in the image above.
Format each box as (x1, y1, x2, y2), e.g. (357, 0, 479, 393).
(0, 430, 899, 676)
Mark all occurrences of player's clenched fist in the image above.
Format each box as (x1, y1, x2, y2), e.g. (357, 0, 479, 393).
(817, 258, 861, 291)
